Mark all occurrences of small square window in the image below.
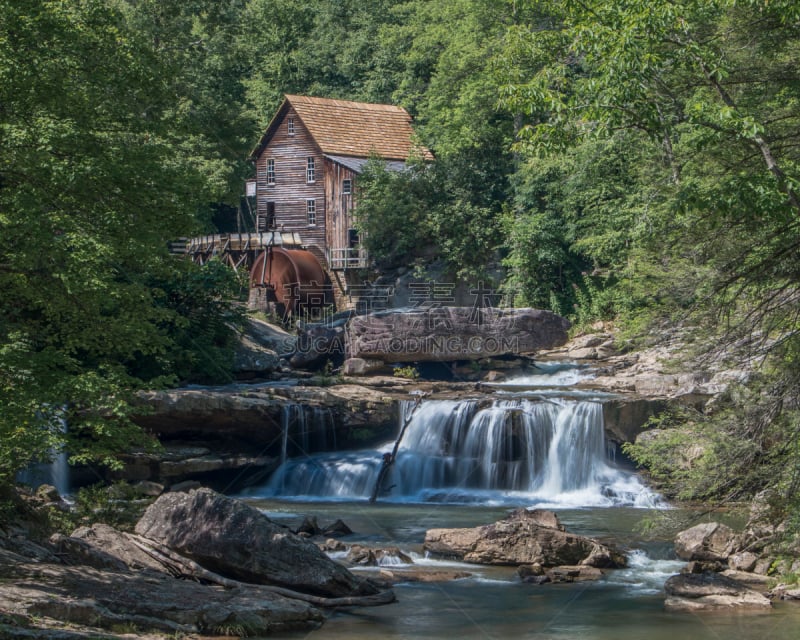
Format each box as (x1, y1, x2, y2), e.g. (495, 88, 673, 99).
(267, 158, 275, 185)
(342, 179, 352, 195)
(307, 157, 315, 183)
(287, 117, 295, 136)
(306, 199, 316, 226)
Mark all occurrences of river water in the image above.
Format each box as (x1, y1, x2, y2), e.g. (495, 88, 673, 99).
(243, 362, 800, 639)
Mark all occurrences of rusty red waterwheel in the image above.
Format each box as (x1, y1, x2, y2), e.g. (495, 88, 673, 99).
(250, 247, 332, 320)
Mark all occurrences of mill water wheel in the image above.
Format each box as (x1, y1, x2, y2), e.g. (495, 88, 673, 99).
(250, 247, 332, 320)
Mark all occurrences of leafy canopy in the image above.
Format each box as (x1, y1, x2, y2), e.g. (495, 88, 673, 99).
(0, 0, 243, 483)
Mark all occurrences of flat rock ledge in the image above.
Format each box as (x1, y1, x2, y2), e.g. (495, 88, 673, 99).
(0, 550, 323, 637)
(664, 573, 772, 612)
(423, 509, 625, 575)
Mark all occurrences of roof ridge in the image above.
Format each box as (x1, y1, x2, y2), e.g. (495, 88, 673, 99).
(251, 94, 433, 161)
(285, 94, 409, 113)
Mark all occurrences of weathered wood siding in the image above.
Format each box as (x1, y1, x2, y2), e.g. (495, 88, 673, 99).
(255, 106, 326, 251)
(324, 159, 358, 255)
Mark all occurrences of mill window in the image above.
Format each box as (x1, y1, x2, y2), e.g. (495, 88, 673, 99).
(306, 199, 316, 226)
(307, 157, 316, 183)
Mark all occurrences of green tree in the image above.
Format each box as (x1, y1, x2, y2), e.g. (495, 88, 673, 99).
(117, 0, 257, 215)
(351, 1, 553, 280)
(0, 0, 241, 484)
(503, 132, 668, 318)
(239, 0, 406, 125)
(501, 0, 800, 527)
(351, 159, 433, 267)
(501, 0, 800, 322)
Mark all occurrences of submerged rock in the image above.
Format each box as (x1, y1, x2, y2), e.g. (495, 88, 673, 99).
(323, 518, 353, 537)
(373, 567, 473, 585)
(423, 509, 625, 568)
(296, 515, 322, 536)
(135, 488, 381, 598)
(664, 572, 772, 612)
(546, 565, 604, 583)
(345, 544, 413, 567)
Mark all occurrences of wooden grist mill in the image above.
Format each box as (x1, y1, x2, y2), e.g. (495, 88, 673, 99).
(178, 94, 431, 320)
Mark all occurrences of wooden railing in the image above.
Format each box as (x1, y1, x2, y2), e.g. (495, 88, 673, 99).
(184, 232, 304, 256)
(327, 247, 368, 270)
(178, 232, 305, 271)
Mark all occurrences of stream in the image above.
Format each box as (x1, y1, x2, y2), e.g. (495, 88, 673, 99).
(243, 361, 800, 639)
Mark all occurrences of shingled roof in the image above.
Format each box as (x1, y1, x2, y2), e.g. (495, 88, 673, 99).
(251, 95, 433, 162)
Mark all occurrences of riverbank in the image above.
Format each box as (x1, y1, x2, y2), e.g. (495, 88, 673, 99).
(6, 486, 800, 640)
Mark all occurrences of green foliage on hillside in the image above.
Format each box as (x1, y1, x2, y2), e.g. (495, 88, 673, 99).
(241, 0, 800, 529)
(353, 158, 502, 280)
(497, 0, 800, 527)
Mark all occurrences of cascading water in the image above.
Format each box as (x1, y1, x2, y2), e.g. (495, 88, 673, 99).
(258, 396, 660, 508)
(278, 403, 337, 465)
(16, 415, 70, 496)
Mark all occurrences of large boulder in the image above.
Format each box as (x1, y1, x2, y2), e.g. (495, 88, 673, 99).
(601, 397, 669, 444)
(674, 522, 740, 562)
(53, 524, 164, 573)
(135, 489, 380, 598)
(243, 316, 297, 356)
(346, 307, 570, 363)
(232, 335, 280, 377)
(664, 572, 771, 612)
(423, 509, 625, 567)
(290, 312, 351, 370)
(231, 316, 296, 377)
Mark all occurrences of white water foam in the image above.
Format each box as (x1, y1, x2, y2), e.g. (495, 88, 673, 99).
(603, 549, 684, 596)
(492, 361, 595, 388)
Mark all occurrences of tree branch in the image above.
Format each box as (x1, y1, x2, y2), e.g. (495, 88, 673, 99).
(697, 61, 800, 213)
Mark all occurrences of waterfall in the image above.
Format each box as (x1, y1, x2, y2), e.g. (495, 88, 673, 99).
(16, 415, 70, 496)
(259, 398, 660, 508)
(278, 403, 336, 464)
(50, 445, 70, 497)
